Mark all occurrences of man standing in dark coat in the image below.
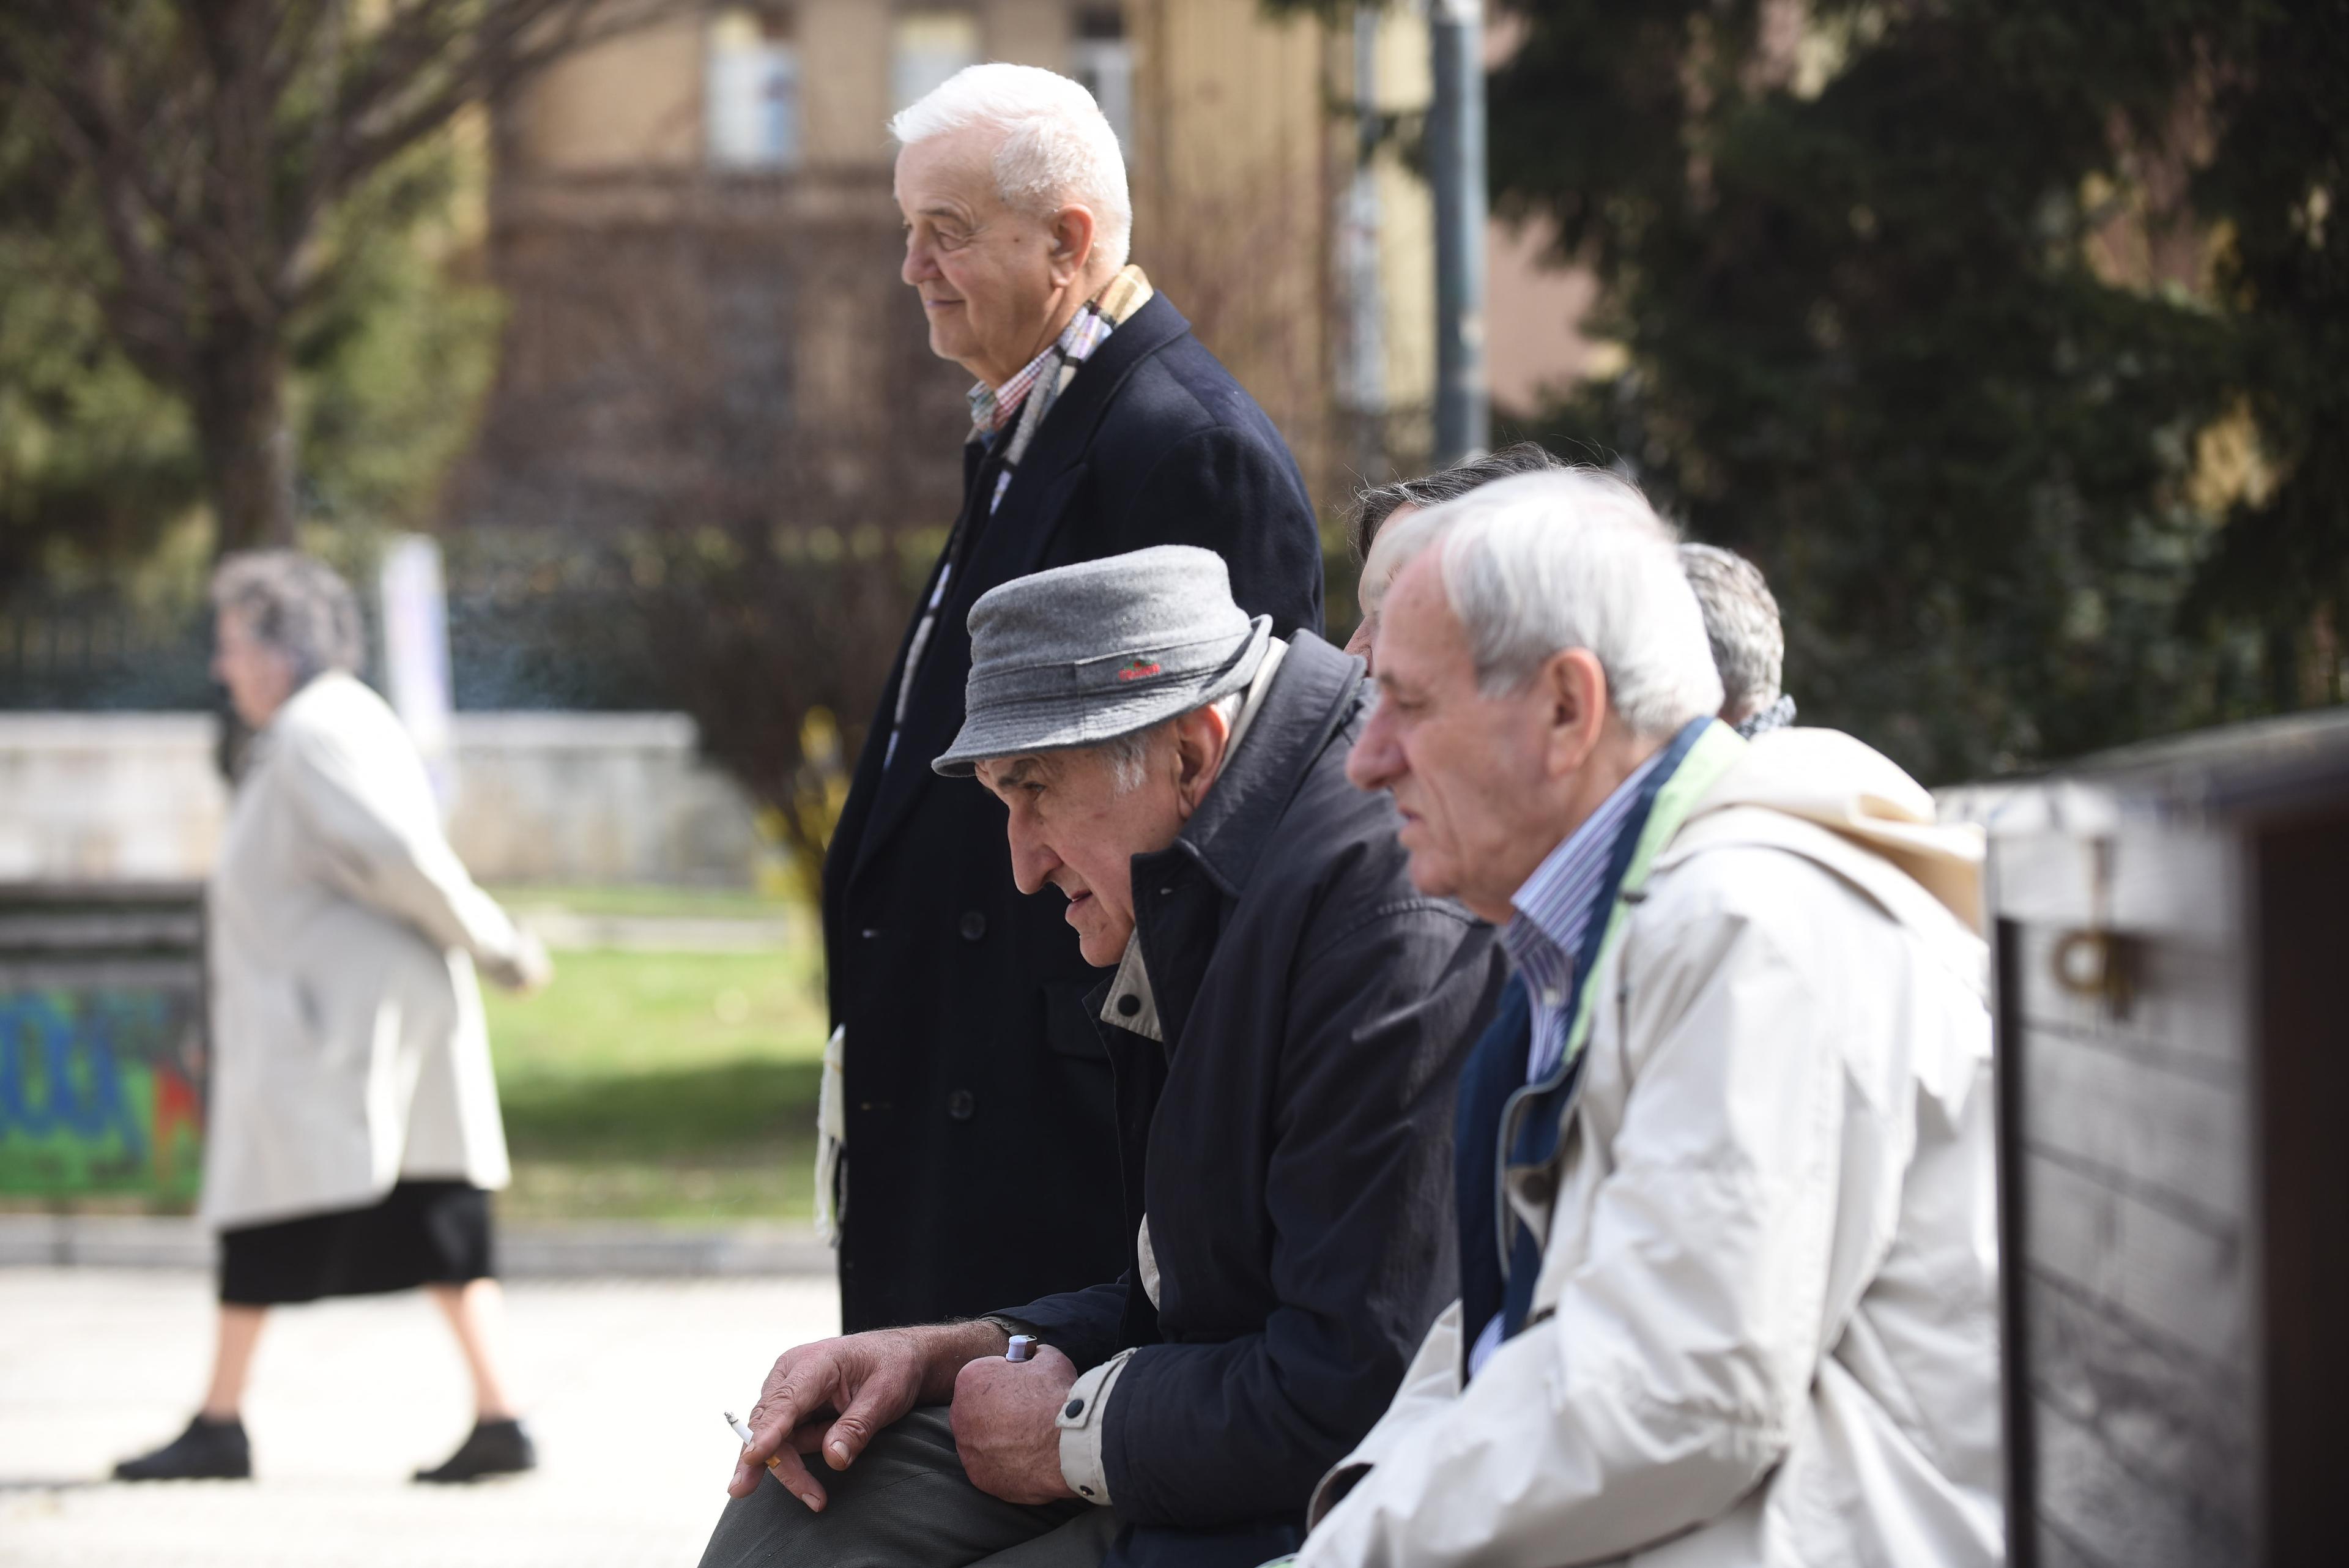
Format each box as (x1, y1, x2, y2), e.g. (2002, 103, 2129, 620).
(822, 64, 1323, 1332)
(705, 547, 1501, 1568)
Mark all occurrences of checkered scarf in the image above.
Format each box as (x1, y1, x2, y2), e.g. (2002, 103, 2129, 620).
(967, 265, 1155, 515)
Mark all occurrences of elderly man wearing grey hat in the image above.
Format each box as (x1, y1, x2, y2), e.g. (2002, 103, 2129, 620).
(703, 547, 1504, 1568)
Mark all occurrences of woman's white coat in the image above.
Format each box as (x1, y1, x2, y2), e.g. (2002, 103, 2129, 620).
(201, 673, 531, 1231)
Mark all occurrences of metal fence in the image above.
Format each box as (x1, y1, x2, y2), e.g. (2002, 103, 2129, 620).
(0, 570, 669, 713)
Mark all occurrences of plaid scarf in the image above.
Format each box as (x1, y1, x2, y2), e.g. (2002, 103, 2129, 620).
(884, 266, 1156, 767)
(967, 265, 1155, 515)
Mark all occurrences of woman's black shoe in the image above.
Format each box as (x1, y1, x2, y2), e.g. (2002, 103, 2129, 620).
(113, 1415, 251, 1481)
(414, 1418, 536, 1482)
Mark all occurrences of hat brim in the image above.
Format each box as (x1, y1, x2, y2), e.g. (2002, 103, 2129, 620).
(932, 616, 1273, 778)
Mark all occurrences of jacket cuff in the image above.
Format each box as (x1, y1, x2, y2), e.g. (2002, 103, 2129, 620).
(1056, 1347, 1137, 1505)
(981, 1313, 1041, 1343)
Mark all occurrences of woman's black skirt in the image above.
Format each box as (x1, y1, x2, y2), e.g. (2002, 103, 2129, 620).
(218, 1180, 495, 1306)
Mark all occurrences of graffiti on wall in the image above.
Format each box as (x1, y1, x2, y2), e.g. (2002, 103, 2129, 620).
(0, 988, 204, 1200)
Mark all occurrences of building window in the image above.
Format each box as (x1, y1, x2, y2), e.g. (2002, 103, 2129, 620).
(1069, 6, 1132, 149)
(891, 9, 981, 115)
(708, 7, 801, 169)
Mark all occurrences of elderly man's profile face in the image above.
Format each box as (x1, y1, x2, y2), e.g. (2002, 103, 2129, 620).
(1346, 553, 1579, 924)
(976, 710, 1231, 966)
(896, 126, 1095, 388)
(975, 745, 1187, 965)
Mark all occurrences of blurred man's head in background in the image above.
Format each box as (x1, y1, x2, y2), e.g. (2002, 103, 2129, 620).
(1344, 442, 1568, 666)
(1679, 543, 1792, 735)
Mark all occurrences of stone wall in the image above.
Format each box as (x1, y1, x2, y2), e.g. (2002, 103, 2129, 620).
(0, 712, 758, 887)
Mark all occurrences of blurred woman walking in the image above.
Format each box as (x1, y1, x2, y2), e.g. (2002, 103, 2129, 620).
(115, 551, 551, 1485)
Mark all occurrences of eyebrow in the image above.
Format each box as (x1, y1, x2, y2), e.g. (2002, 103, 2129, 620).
(989, 757, 1041, 789)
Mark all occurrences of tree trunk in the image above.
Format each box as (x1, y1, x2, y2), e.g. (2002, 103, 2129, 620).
(192, 335, 297, 554)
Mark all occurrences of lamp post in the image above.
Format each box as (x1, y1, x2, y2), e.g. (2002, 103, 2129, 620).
(1428, 0, 1488, 464)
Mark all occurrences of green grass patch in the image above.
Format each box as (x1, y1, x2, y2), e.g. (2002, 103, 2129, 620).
(486, 883, 803, 923)
(483, 895, 828, 1225)
(6, 889, 828, 1225)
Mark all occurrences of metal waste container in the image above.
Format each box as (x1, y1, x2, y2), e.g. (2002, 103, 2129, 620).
(0, 883, 207, 1206)
(1977, 710, 2349, 1568)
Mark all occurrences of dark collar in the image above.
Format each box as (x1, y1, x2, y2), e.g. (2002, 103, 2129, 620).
(1167, 633, 1364, 901)
(992, 292, 1192, 503)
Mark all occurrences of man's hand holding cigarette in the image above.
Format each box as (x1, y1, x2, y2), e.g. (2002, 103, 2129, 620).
(730, 1321, 1076, 1509)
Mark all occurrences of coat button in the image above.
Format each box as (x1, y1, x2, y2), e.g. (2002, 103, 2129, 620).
(959, 910, 987, 942)
(1116, 994, 1141, 1017)
(947, 1090, 976, 1121)
(1064, 1397, 1085, 1419)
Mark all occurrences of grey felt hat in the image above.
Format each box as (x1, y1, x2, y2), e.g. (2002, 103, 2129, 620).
(933, 545, 1272, 777)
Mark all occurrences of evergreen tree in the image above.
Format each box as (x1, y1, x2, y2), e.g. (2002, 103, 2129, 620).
(1487, 0, 2343, 778)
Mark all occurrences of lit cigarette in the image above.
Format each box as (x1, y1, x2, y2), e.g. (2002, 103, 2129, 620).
(1006, 1334, 1036, 1362)
(724, 1410, 789, 1485)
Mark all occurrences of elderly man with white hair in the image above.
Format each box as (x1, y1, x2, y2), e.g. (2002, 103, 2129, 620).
(1281, 470, 2002, 1567)
(823, 65, 1321, 1334)
(707, 548, 1499, 1568)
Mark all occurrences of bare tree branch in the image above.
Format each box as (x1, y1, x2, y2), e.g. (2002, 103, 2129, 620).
(0, 0, 679, 550)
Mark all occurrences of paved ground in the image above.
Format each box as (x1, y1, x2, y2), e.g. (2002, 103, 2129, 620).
(0, 1268, 837, 1567)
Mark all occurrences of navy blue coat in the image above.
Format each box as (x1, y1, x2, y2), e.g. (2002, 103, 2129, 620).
(1004, 636, 1507, 1568)
(822, 292, 1324, 1332)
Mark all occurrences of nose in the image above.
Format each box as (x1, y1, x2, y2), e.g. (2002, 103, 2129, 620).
(1346, 700, 1403, 794)
(902, 229, 937, 288)
(1004, 815, 1061, 897)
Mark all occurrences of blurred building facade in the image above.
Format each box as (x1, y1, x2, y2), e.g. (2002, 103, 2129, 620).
(450, 0, 1479, 546)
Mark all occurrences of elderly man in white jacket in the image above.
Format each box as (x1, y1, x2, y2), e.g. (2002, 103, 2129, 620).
(1294, 471, 2001, 1567)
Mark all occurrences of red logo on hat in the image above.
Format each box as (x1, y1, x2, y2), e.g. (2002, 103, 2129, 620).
(1117, 658, 1163, 682)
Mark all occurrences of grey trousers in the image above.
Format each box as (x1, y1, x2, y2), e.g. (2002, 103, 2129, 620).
(697, 1408, 1124, 1568)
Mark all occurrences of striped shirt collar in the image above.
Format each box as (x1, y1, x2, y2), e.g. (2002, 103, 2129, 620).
(967, 292, 1123, 439)
(1500, 749, 1667, 1037)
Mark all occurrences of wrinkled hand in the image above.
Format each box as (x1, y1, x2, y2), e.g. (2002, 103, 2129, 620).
(729, 1321, 1007, 1508)
(951, 1342, 1080, 1504)
(729, 1330, 928, 1507)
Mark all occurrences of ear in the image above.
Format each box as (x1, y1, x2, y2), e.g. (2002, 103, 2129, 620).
(1540, 648, 1611, 779)
(1171, 704, 1233, 819)
(1047, 204, 1098, 284)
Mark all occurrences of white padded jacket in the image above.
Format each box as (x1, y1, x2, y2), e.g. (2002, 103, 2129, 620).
(1294, 727, 2003, 1568)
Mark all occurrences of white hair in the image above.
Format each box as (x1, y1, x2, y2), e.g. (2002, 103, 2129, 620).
(889, 63, 1133, 272)
(211, 551, 366, 687)
(1679, 542, 1784, 724)
(1096, 691, 1246, 793)
(1377, 469, 1724, 737)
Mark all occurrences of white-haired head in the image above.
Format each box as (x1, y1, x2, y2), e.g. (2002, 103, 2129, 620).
(1679, 542, 1785, 727)
(889, 63, 1132, 272)
(1375, 469, 1724, 736)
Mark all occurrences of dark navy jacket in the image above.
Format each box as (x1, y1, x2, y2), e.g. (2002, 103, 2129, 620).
(1005, 635, 1507, 1568)
(822, 292, 1324, 1332)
